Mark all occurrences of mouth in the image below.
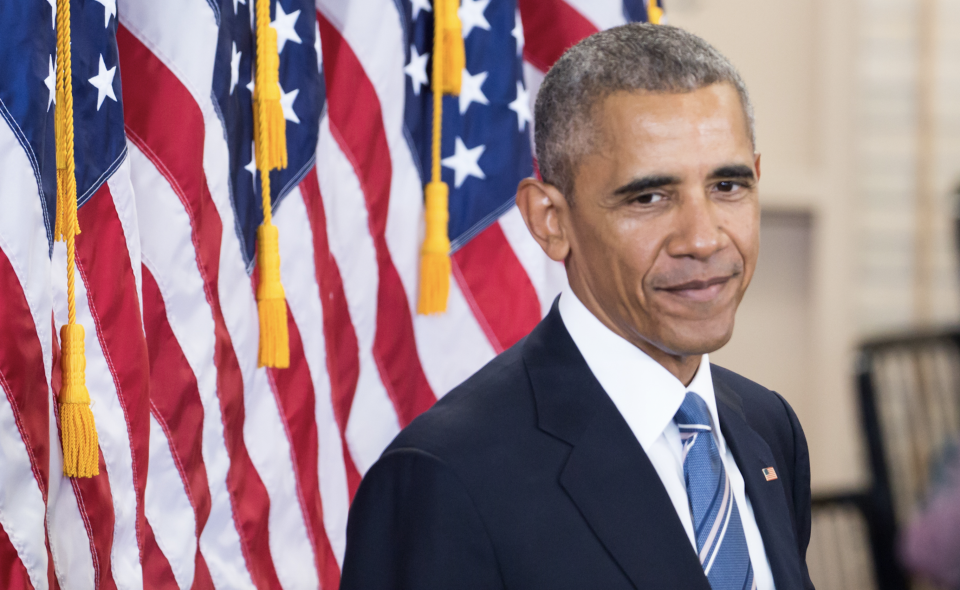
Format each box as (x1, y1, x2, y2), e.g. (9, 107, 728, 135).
(656, 274, 738, 303)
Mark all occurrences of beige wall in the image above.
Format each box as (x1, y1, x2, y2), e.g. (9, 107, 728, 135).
(670, 0, 960, 493)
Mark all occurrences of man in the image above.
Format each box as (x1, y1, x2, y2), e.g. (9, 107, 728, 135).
(340, 23, 814, 590)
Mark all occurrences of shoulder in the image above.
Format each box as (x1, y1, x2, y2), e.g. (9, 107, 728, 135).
(711, 364, 802, 432)
(711, 364, 808, 469)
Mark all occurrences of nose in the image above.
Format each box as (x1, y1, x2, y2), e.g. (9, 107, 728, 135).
(666, 191, 727, 260)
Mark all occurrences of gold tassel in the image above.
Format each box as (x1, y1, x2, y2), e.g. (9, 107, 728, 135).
(55, 0, 98, 477)
(417, 182, 451, 314)
(438, 0, 465, 94)
(253, 25, 287, 172)
(416, 0, 466, 315)
(647, 0, 664, 24)
(59, 324, 99, 477)
(256, 223, 289, 368)
(254, 0, 290, 367)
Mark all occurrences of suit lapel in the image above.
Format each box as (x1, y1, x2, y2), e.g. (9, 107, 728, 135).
(524, 304, 710, 590)
(559, 402, 711, 589)
(714, 378, 804, 590)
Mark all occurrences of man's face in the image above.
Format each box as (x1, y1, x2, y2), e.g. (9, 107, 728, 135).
(564, 83, 760, 358)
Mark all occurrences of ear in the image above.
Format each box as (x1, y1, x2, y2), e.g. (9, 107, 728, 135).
(516, 177, 571, 262)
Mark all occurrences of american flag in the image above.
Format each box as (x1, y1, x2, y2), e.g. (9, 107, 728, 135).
(0, 0, 658, 587)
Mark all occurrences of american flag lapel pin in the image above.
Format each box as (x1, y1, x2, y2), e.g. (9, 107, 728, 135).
(762, 467, 778, 481)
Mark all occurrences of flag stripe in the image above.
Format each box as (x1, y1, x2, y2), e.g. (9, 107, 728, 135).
(75, 184, 150, 570)
(140, 267, 209, 589)
(0, 520, 34, 590)
(316, 115, 401, 477)
(0, 264, 47, 590)
(52, 232, 141, 590)
(563, 0, 629, 30)
(105, 160, 144, 319)
(278, 176, 354, 570)
(140, 264, 211, 538)
(46, 473, 97, 589)
(256, 179, 335, 590)
(0, 110, 52, 590)
(453, 222, 542, 353)
(318, 14, 436, 427)
(143, 411, 199, 590)
(267, 306, 326, 584)
(116, 28, 281, 590)
(140, 525, 178, 590)
(518, 0, 599, 72)
(0, 246, 49, 498)
(68, 454, 118, 590)
(298, 169, 363, 498)
(127, 140, 253, 589)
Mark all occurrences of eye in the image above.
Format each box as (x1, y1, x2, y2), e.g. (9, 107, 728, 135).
(633, 193, 664, 205)
(715, 181, 740, 192)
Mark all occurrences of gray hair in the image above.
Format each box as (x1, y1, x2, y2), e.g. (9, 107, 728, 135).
(534, 23, 754, 200)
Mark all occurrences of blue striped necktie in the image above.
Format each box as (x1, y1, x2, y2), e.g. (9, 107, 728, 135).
(675, 392, 756, 590)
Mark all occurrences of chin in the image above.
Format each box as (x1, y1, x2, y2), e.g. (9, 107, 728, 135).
(661, 320, 735, 357)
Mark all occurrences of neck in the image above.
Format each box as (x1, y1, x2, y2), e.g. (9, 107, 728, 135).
(568, 283, 702, 386)
(643, 349, 701, 386)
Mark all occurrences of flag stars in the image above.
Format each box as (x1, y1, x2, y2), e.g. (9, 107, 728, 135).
(46, 0, 55, 29)
(44, 56, 56, 112)
(280, 85, 300, 124)
(88, 55, 117, 111)
(459, 0, 491, 38)
(232, 0, 246, 15)
(459, 69, 488, 114)
(93, 0, 116, 27)
(508, 81, 532, 132)
(442, 137, 486, 188)
(512, 11, 525, 54)
(405, 45, 429, 96)
(272, 3, 302, 54)
(230, 42, 242, 95)
(410, 0, 431, 20)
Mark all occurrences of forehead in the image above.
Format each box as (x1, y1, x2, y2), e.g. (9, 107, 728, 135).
(590, 83, 754, 169)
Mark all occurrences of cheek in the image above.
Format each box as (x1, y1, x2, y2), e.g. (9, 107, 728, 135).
(728, 210, 761, 278)
(613, 220, 662, 293)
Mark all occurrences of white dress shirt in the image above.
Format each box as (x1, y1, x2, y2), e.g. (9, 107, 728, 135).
(558, 289, 776, 590)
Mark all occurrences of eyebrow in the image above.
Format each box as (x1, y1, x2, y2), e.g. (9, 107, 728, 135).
(612, 175, 681, 196)
(709, 165, 755, 181)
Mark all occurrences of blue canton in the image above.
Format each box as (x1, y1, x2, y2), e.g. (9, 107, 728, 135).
(212, 0, 325, 269)
(0, 0, 125, 250)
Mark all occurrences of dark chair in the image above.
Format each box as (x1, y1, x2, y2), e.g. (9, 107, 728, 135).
(812, 329, 960, 590)
(808, 493, 878, 590)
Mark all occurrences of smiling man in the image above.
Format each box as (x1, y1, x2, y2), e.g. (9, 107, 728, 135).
(339, 24, 814, 590)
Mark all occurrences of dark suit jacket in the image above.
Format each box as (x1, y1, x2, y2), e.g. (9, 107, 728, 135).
(340, 303, 815, 590)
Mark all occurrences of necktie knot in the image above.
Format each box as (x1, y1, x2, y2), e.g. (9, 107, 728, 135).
(675, 391, 712, 430)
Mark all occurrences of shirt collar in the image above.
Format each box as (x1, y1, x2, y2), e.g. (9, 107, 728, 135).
(557, 288, 722, 451)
